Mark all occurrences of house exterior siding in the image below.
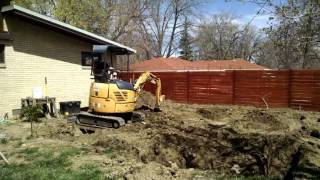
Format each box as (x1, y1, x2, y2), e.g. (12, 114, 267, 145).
(0, 15, 106, 117)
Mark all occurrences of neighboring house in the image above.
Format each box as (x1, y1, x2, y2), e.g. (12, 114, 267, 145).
(191, 59, 268, 70)
(0, 3, 135, 117)
(130, 57, 268, 72)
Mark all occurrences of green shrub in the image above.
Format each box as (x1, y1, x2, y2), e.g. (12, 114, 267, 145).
(21, 106, 43, 137)
(0, 138, 8, 144)
(22, 106, 43, 122)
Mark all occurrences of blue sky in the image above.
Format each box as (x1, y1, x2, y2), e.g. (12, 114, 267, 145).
(198, 0, 276, 29)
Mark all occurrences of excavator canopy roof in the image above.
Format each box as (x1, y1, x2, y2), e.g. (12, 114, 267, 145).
(93, 45, 133, 55)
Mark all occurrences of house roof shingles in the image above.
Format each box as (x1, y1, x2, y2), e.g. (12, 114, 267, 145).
(130, 57, 267, 71)
(131, 57, 194, 71)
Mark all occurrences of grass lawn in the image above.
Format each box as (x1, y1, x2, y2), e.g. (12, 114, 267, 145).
(0, 147, 110, 180)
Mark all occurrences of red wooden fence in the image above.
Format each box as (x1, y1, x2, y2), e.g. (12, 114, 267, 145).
(119, 70, 320, 111)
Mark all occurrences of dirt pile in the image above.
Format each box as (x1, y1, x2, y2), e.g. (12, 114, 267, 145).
(232, 109, 290, 133)
(35, 120, 82, 139)
(197, 107, 232, 121)
(135, 91, 157, 110)
(93, 138, 140, 160)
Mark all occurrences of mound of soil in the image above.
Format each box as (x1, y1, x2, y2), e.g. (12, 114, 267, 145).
(231, 109, 290, 133)
(135, 91, 157, 110)
(47, 122, 77, 138)
(196, 107, 232, 121)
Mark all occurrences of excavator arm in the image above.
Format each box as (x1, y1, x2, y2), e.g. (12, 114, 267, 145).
(133, 72, 163, 111)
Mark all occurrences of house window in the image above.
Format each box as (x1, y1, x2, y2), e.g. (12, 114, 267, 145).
(81, 52, 101, 66)
(0, 45, 4, 64)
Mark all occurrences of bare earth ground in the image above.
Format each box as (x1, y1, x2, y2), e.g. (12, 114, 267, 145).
(1, 96, 320, 179)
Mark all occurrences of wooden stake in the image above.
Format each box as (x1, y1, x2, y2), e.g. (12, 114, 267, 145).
(261, 97, 269, 109)
(0, 151, 9, 164)
(261, 92, 271, 109)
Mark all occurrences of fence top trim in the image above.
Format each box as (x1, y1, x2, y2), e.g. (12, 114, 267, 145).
(121, 69, 278, 73)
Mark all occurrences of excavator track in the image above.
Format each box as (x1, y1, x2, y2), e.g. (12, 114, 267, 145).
(132, 111, 146, 122)
(76, 111, 125, 129)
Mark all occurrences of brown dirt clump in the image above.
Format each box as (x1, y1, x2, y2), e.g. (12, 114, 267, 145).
(196, 107, 232, 121)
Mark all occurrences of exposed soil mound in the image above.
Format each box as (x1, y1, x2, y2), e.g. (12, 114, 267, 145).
(94, 138, 140, 158)
(196, 107, 232, 121)
(232, 109, 289, 132)
(135, 91, 156, 110)
(246, 109, 277, 122)
(46, 121, 77, 138)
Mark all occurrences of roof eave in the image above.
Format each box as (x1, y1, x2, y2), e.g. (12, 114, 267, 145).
(1, 5, 136, 54)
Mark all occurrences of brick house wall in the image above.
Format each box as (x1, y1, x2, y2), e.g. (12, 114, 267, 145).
(0, 15, 110, 117)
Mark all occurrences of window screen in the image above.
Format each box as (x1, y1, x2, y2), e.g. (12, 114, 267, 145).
(81, 52, 101, 66)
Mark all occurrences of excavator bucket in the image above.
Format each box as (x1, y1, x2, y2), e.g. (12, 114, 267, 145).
(160, 95, 165, 102)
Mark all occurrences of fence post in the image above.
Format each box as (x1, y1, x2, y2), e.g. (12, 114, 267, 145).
(187, 71, 190, 104)
(232, 70, 236, 105)
(288, 69, 292, 108)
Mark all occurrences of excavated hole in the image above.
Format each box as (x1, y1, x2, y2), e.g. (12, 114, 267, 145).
(146, 126, 302, 177)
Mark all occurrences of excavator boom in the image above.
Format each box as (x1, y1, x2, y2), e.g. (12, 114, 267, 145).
(133, 72, 163, 111)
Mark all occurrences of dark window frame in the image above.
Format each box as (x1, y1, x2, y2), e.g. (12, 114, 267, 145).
(0, 44, 4, 64)
(81, 52, 101, 66)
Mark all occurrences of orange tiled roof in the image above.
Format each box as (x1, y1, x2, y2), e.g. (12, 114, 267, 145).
(130, 57, 267, 71)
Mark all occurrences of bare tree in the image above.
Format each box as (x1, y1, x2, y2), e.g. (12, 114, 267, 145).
(165, 0, 199, 57)
(195, 13, 261, 61)
(252, 0, 320, 69)
(138, 0, 201, 58)
(139, 0, 172, 57)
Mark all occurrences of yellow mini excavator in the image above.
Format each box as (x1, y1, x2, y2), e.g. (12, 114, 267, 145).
(76, 45, 163, 129)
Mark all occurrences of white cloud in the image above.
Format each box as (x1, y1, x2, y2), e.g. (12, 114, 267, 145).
(231, 19, 245, 25)
(196, 13, 271, 29)
(228, 14, 271, 29)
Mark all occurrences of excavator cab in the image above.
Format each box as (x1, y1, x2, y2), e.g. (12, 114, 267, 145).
(88, 45, 137, 114)
(91, 45, 131, 82)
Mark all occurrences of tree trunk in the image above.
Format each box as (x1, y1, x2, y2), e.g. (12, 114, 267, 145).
(166, 5, 179, 58)
(302, 14, 313, 69)
(31, 121, 33, 137)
